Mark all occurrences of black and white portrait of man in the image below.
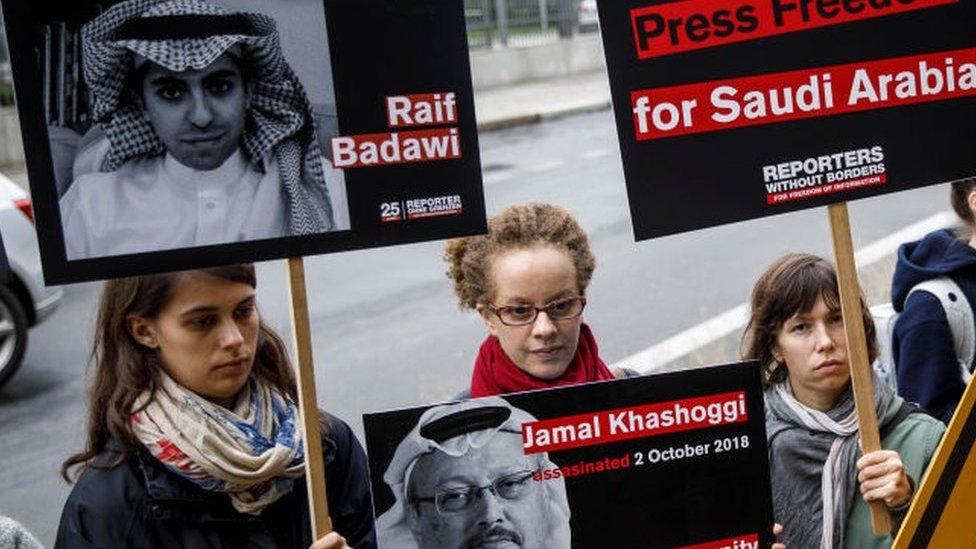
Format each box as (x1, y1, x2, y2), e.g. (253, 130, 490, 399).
(57, 0, 348, 260)
(376, 397, 572, 549)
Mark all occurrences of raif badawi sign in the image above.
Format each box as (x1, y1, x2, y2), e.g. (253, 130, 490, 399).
(2, 0, 485, 283)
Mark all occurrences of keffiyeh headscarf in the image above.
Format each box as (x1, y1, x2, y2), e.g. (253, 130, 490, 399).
(131, 370, 306, 515)
(81, 0, 334, 234)
(377, 397, 572, 549)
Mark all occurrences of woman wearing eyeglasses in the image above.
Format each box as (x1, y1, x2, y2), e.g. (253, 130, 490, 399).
(444, 203, 619, 397)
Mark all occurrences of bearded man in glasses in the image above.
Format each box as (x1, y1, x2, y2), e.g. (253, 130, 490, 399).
(377, 398, 571, 549)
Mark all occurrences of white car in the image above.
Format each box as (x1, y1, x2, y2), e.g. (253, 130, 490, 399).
(0, 172, 62, 387)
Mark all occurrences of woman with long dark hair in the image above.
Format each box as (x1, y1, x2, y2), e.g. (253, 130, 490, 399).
(56, 265, 375, 548)
(742, 253, 944, 549)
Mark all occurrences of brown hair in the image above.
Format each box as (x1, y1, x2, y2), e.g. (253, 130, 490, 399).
(950, 177, 976, 226)
(444, 203, 596, 309)
(61, 264, 323, 482)
(740, 253, 878, 389)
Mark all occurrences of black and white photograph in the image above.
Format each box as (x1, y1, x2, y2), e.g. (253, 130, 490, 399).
(64, 0, 348, 261)
(374, 398, 572, 549)
(3, 0, 485, 283)
(363, 362, 776, 549)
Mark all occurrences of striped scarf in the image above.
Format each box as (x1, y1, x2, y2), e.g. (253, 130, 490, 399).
(131, 371, 305, 515)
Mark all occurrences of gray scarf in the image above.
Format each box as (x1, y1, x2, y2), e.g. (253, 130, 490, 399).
(765, 376, 895, 549)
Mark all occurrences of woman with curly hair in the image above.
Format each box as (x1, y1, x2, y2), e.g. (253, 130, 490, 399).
(742, 253, 944, 549)
(444, 202, 621, 397)
(56, 265, 375, 548)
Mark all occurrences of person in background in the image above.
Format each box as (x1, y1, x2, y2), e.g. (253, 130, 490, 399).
(56, 265, 375, 548)
(891, 178, 976, 423)
(743, 253, 944, 549)
(444, 203, 621, 398)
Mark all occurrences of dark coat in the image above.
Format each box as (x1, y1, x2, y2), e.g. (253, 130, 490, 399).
(892, 228, 976, 423)
(54, 415, 377, 549)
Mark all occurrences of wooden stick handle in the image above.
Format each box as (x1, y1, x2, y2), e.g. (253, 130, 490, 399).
(827, 203, 891, 534)
(287, 257, 333, 537)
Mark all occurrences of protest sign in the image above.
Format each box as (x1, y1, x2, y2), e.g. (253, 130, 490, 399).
(363, 361, 774, 549)
(0, 0, 485, 536)
(599, 2, 976, 529)
(596, 0, 976, 240)
(2, 0, 485, 283)
(894, 376, 976, 548)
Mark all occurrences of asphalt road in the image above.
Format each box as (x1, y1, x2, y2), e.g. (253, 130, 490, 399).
(0, 109, 951, 545)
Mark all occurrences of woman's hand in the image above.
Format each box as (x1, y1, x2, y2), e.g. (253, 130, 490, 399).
(772, 522, 786, 549)
(309, 532, 351, 549)
(856, 450, 913, 509)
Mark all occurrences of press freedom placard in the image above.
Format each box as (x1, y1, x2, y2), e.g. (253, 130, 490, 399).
(364, 362, 773, 548)
(597, 0, 976, 239)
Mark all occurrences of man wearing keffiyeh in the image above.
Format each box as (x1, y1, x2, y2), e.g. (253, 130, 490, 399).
(59, 0, 345, 259)
(377, 398, 572, 549)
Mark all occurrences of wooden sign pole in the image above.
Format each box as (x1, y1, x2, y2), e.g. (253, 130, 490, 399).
(286, 257, 333, 537)
(827, 203, 891, 534)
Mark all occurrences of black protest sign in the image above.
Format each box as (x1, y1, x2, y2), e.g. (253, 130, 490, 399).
(597, 0, 976, 240)
(894, 376, 976, 547)
(363, 362, 773, 549)
(2, 0, 484, 283)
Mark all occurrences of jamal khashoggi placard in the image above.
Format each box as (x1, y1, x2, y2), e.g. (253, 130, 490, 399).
(363, 362, 773, 549)
(597, 0, 976, 239)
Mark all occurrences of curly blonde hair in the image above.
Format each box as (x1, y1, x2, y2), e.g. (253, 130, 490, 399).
(444, 203, 596, 309)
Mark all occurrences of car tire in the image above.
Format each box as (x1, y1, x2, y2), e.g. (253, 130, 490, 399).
(0, 283, 28, 388)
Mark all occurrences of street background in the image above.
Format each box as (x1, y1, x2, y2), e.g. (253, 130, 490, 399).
(0, 4, 956, 545)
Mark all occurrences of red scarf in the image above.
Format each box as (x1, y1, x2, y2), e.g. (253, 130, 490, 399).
(470, 323, 615, 397)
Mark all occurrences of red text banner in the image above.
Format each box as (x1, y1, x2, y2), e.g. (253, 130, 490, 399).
(521, 391, 747, 454)
(630, 47, 976, 140)
(330, 128, 461, 168)
(631, 0, 956, 59)
(676, 533, 761, 549)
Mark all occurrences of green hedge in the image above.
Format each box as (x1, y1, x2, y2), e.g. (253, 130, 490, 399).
(0, 83, 13, 106)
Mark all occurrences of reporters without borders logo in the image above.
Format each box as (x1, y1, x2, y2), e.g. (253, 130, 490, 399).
(763, 146, 886, 205)
(406, 195, 463, 220)
(379, 195, 463, 222)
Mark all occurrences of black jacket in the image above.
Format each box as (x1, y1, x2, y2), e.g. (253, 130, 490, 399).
(892, 228, 976, 423)
(55, 415, 377, 548)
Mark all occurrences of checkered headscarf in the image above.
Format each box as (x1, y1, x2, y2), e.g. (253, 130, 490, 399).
(81, 0, 335, 234)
